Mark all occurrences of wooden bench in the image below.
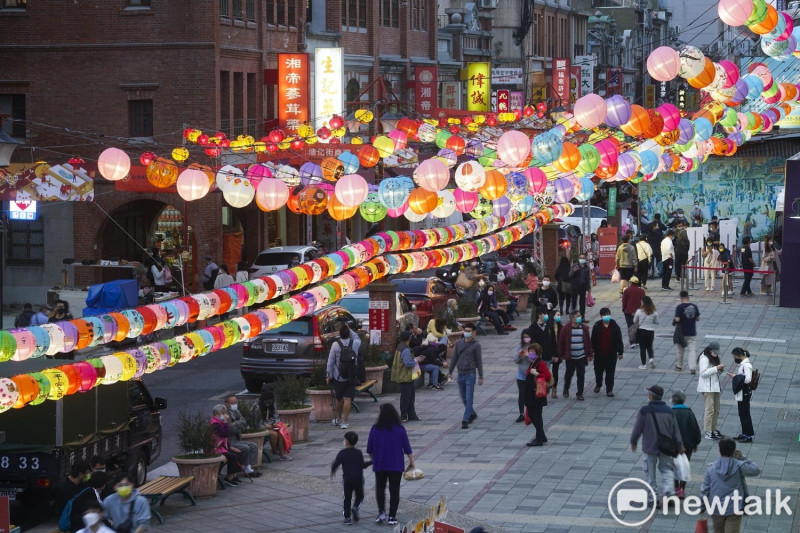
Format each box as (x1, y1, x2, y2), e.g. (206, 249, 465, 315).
(138, 475, 196, 525)
(351, 379, 378, 413)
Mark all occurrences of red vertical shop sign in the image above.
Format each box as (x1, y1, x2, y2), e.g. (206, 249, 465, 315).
(277, 53, 310, 134)
(597, 227, 618, 275)
(552, 57, 570, 107)
(496, 90, 509, 112)
(569, 65, 582, 107)
(606, 67, 623, 96)
(414, 66, 438, 116)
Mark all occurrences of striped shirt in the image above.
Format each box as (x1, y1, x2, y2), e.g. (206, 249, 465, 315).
(570, 327, 585, 359)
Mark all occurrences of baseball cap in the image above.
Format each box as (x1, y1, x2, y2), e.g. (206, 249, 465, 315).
(204, 254, 212, 260)
(646, 385, 664, 398)
(708, 342, 720, 352)
(630, 276, 640, 285)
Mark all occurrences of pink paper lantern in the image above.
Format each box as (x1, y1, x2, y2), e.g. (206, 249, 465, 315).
(245, 163, 272, 187)
(524, 167, 548, 194)
(335, 174, 369, 207)
(718, 0, 753, 26)
(647, 46, 681, 82)
(453, 188, 478, 213)
(414, 158, 450, 192)
(386, 201, 409, 218)
(594, 139, 619, 167)
(718, 60, 740, 89)
(573, 94, 607, 129)
(255, 178, 289, 211)
(496, 130, 531, 167)
(656, 103, 681, 131)
(176, 169, 211, 201)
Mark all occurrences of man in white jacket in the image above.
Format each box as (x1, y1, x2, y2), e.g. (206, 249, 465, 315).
(727, 348, 754, 443)
(660, 230, 675, 291)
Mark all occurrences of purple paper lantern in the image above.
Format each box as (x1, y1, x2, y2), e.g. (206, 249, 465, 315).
(552, 178, 575, 203)
(604, 95, 632, 127)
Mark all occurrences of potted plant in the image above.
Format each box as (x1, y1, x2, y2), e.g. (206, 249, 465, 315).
(307, 363, 335, 422)
(455, 296, 480, 326)
(171, 409, 225, 498)
(236, 400, 270, 469)
(275, 375, 313, 442)
(363, 344, 389, 395)
(509, 273, 532, 312)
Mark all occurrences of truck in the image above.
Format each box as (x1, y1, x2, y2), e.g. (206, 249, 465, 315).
(0, 379, 166, 505)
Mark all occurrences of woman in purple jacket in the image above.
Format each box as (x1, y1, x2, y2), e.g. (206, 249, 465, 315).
(366, 404, 416, 526)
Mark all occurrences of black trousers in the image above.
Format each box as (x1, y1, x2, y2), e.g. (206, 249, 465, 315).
(484, 311, 505, 333)
(375, 471, 403, 517)
(637, 259, 650, 286)
(398, 381, 417, 420)
(675, 254, 688, 280)
(516, 379, 525, 415)
(570, 289, 586, 317)
(593, 355, 617, 393)
(343, 478, 364, 519)
(738, 392, 755, 436)
(662, 258, 673, 288)
(563, 358, 586, 395)
(551, 360, 560, 388)
(624, 313, 635, 329)
(528, 403, 545, 442)
(558, 289, 570, 314)
(638, 329, 655, 365)
(741, 271, 754, 295)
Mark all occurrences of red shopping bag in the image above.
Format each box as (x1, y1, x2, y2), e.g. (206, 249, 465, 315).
(695, 518, 708, 533)
(524, 408, 532, 426)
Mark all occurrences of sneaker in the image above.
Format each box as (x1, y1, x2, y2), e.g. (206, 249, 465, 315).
(468, 413, 478, 423)
(704, 431, 716, 440)
(649, 358, 656, 369)
(432, 384, 442, 390)
(594, 386, 601, 393)
(675, 365, 683, 371)
(527, 438, 543, 446)
(515, 414, 524, 423)
(712, 430, 724, 439)
(387, 517, 399, 525)
(352, 506, 360, 522)
(375, 513, 386, 524)
(229, 478, 241, 486)
(607, 392, 615, 397)
(331, 418, 339, 426)
(576, 395, 584, 401)
(638, 364, 648, 370)
(739, 436, 753, 443)
(223, 478, 237, 487)
(340, 423, 349, 429)
(690, 369, 696, 374)
(344, 517, 352, 525)
(733, 434, 747, 441)
(462, 421, 469, 429)
(631, 343, 639, 348)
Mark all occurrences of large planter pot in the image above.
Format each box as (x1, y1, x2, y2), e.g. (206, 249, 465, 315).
(456, 316, 481, 328)
(240, 430, 270, 469)
(307, 389, 335, 422)
(172, 454, 225, 498)
(446, 331, 464, 359)
(364, 365, 388, 395)
(510, 291, 531, 312)
(277, 406, 313, 442)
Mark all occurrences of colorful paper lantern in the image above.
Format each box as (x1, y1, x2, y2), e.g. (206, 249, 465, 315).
(222, 177, 255, 208)
(360, 192, 388, 222)
(678, 45, 706, 78)
(255, 178, 289, 211)
(41, 369, 68, 400)
(98, 148, 131, 181)
(408, 188, 438, 215)
(378, 177, 413, 209)
(0, 378, 19, 412)
(454, 161, 486, 192)
(687, 58, 716, 89)
(604, 95, 632, 128)
(453, 188, 478, 212)
(335, 174, 369, 207)
(647, 46, 681, 81)
(146, 157, 179, 188)
(496, 130, 531, 167)
(327, 193, 358, 220)
(176, 168, 211, 201)
(573, 94, 607, 129)
(298, 185, 328, 215)
(414, 158, 450, 192)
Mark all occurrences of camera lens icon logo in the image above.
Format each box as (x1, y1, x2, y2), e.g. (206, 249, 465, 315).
(607, 478, 657, 527)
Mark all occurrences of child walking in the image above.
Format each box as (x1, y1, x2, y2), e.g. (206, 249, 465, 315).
(331, 431, 372, 525)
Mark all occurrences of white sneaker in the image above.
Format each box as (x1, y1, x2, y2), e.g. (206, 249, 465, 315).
(340, 422, 349, 429)
(331, 418, 339, 426)
(638, 364, 648, 370)
(649, 358, 656, 369)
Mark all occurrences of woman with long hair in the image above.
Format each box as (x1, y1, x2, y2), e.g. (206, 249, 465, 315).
(523, 343, 552, 446)
(514, 330, 534, 422)
(697, 343, 725, 440)
(554, 255, 572, 314)
(761, 235, 777, 295)
(366, 404, 415, 526)
(633, 296, 659, 370)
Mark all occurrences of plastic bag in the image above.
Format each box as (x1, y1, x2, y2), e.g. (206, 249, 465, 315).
(404, 467, 424, 480)
(674, 452, 691, 482)
(586, 292, 595, 307)
(411, 362, 421, 380)
(611, 269, 620, 283)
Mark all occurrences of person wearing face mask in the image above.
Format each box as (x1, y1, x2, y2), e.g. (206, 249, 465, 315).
(210, 404, 248, 486)
(614, 235, 638, 296)
(557, 311, 593, 401)
(223, 394, 263, 477)
(590, 308, 624, 397)
(621, 276, 645, 346)
(532, 275, 558, 318)
(717, 243, 733, 296)
(65, 471, 108, 533)
(728, 348, 754, 443)
(477, 285, 514, 335)
(702, 241, 717, 291)
(760, 235, 777, 295)
(697, 343, 725, 440)
(739, 236, 755, 296)
(447, 323, 484, 429)
(660, 230, 675, 291)
(523, 343, 552, 446)
(76, 506, 116, 533)
(568, 254, 592, 318)
(554, 256, 572, 314)
(101, 475, 151, 533)
(549, 312, 564, 398)
(56, 461, 92, 520)
(514, 332, 534, 423)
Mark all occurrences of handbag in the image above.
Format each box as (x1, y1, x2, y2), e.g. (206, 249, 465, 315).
(673, 324, 687, 347)
(524, 407, 532, 426)
(695, 518, 708, 533)
(535, 377, 547, 398)
(586, 292, 595, 307)
(611, 268, 620, 283)
(455, 271, 473, 289)
(628, 322, 639, 346)
(649, 405, 680, 457)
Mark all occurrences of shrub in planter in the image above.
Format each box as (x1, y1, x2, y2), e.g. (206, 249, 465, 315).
(307, 363, 335, 422)
(363, 344, 389, 395)
(233, 400, 270, 468)
(455, 297, 479, 319)
(172, 409, 224, 497)
(275, 375, 313, 442)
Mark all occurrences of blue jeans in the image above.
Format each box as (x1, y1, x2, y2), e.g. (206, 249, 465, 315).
(457, 373, 477, 422)
(422, 364, 440, 386)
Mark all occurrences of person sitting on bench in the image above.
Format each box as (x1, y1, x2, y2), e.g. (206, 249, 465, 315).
(223, 395, 262, 477)
(415, 334, 448, 389)
(210, 405, 248, 486)
(258, 390, 293, 461)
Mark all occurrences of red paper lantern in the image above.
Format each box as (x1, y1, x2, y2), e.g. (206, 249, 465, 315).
(287, 186, 303, 214)
(329, 115, 344, 129)
(397, 118, 419, 136)
(290, 138, 305, 150)
(140, 152, 156, 166)
(523, 105, 535, 117)
(268, 129, 285, 144)
(357, 145, 380, 168)
(197, 134, 209, 146)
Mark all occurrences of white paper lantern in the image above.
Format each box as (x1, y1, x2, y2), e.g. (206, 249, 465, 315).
(404, 206, 427, 222)
(335, 174, 369, 207)
(216, 164, 243, 193)
(431, 190, 457, 218)
(454, 161, 486, 192)
(97, 148, 131, 181)
(176, 168, 211, 201)
(99, 355, 124, 385)
(222, 178, 255, 208)
(255, 178, 289, 211)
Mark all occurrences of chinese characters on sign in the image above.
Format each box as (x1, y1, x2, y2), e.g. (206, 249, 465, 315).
(645, 84, 655, 108)
(314, 47, 343, 129)
(552, 58, 570, 107)
(491, 67, 523, 85)
(510, 91, 523, 112)
(441, 81, 461, 109)
(278, 53, 309, 134)
(574, 55, 594, 97)
(414, 66, 438, 116)
(368, 299, 390, 346)
(496, 90, 509, 112)
(467, 62, 490, 112)
(569, 65, 581, 107)
(606, 67, 622, 96)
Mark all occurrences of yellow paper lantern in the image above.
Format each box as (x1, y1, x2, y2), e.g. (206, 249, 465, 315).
(41, 369, 68, 400)
(373, 135, 396, 158)
(172, 147, 189, 162)
(147, 157, 179, 188)
(355, 109, 374, 123)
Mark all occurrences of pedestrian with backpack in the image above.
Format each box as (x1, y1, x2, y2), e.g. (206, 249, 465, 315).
(326, 324, 362, 429)
(101, 475, 150, 533)
(391, 330, 424, 422)
(60, 471, 108, 533)
(728, 347, 755, 443)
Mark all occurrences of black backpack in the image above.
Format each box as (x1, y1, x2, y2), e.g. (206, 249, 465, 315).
(204, 268, 219, 290)
(337, 338, 360, 382)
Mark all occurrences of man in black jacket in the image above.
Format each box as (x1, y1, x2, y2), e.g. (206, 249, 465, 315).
(522, 309, 557, 362)
(531, 275, 559, 318)
(590, 308, 624, 397)
(739, 236, 755, 296)
(674, 222, 690, 282)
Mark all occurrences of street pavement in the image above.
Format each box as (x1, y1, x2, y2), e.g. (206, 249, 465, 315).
(22, 275, 800, 532)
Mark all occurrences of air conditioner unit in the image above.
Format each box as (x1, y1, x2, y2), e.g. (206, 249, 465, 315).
(477, 0, 499, 8)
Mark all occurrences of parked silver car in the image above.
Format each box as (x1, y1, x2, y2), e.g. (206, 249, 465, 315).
(248, 245, 319, 279)
(337, 291, 419, 332)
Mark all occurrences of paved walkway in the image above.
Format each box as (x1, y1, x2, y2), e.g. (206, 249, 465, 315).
(28, 276, 800, 532)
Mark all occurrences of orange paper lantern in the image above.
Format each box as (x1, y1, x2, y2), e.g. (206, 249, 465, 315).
(595, 162, 619, 180)
(687, 58, 716, 89)
(408, 188, 438, 215)
(327, 194, 358, 220)
(552, 142, 581, 172)
(479, 170, 507, 200)
(10, 374, 39, 408)
(146, 157, 179, 188)
(57, 364, 83, 395)
(642, 109, 665, 138)
(287, 186, 303, 214)
(620, 105, 650, 137)
(749, 4, 778, 34)
(654, 129, 680, 147)
(357, 145, 380, 168)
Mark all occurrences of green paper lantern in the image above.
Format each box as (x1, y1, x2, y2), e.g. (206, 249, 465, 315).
(360, 192, 388, 222)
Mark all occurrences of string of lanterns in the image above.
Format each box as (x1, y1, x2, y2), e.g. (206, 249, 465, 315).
(0, 205, 569, 412)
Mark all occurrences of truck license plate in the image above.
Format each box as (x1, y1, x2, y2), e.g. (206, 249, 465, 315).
(270, 343, 289, 353)
(0, 489, 16, 501)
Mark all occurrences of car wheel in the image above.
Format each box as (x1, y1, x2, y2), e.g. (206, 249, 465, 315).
(132, 451, 148, 487)
(244, 378, 263, 393)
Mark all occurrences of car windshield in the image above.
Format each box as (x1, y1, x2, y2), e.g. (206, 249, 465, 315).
(391, 279, 428, 294)
(339, 297, 369, 315)
(253, 252, 300, 266)
(266, 318, 311, 335)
